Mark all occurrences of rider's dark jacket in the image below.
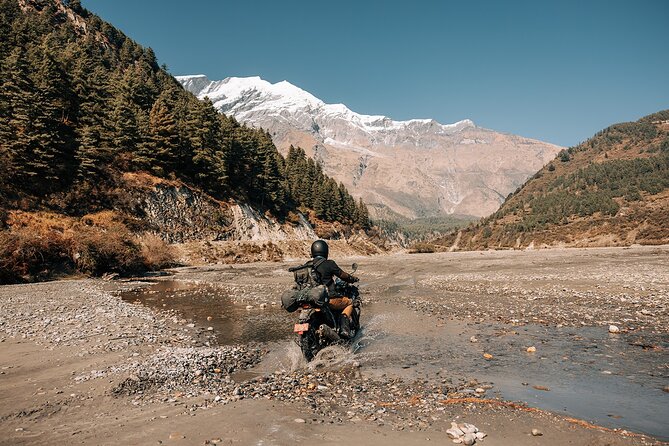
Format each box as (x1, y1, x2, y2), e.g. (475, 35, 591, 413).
(313, 257, 355, 292)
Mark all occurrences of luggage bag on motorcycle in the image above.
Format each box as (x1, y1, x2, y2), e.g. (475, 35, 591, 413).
(280, 285, 328, 312)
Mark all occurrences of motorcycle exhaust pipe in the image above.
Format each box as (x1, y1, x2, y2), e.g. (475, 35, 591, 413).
(318, 324, 341, 342)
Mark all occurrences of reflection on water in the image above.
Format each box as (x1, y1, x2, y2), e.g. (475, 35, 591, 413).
(123, 280, 669, 440)
(121, 280, 294, 345)
(361, 302, 669, 441)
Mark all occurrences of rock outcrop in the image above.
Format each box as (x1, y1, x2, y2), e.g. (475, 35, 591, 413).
(123, 173, 315, 244)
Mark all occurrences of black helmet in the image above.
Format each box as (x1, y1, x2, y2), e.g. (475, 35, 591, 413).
(310, 240, 329, 259)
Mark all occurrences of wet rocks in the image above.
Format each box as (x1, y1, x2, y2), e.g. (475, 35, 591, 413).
(608, 325, 620, 333)
(105, 362, 480, 431)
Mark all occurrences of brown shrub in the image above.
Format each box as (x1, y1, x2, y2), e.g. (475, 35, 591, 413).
(71, 223, 144, 276)
(0, 227, 74, 283)
(408, 242, 436, 254)
(0, 211, 156, 283)
(139, 234, 177, 270)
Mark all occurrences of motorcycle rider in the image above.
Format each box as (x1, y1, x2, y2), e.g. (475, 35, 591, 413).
(309, 240, 359, 338)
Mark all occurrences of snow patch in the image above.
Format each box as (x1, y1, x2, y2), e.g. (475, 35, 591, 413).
(177, 75, 476, 135)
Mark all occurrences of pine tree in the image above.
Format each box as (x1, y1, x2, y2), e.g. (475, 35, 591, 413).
(143, 90, 179, 175)
(188, 98, 227, 192)
(355, 197, 369, 227)
(72, 49, 113, 179)
(110, 68, 141, 154)
(1, 47, 43, 189)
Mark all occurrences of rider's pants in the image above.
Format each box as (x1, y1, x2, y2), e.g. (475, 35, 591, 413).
(328, 297, 354, 319)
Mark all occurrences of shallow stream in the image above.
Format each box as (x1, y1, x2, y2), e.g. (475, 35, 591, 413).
(122, 280, 669, 440)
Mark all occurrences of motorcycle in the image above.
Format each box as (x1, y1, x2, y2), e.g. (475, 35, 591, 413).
(285, 263, 361, 361)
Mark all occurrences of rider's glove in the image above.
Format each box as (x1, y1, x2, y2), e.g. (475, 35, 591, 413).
(351, 276, 359, 283)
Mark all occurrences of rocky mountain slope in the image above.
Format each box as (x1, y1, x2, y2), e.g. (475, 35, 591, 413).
(178, 75, 563, 219)
(432, 110, 669, 250)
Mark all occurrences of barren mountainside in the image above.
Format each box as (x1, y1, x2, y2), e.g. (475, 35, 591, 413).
(178, 75, 563, 219)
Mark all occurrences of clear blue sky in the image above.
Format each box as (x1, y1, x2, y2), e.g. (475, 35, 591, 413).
(82, 0, 668, 147)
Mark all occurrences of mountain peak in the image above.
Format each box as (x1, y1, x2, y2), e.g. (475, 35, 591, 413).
(178, 75, 476, 134)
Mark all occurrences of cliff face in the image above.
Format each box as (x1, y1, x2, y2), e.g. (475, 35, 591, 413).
(123, 174, 316, 244)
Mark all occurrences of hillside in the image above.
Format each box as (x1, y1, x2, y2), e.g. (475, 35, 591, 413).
(431, 111, 669, 250)
(0, 0, 377, 283)
(178, 75, 563, 220)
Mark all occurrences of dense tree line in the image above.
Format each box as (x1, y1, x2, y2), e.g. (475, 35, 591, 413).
(284, 146, 368, 226)
(0, 0, 369, 227)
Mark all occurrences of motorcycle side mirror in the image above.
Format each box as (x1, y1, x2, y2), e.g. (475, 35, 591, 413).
(351, 262, 358, 273)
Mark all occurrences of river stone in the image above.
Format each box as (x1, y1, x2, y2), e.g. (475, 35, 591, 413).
(459, 423, 477, 434)
(531, 428, 543, 436)
(475, 432, 487, 440)
(463, 433, 476, 445)
(446, 428, 464, 438)
(463, 423, 478, 433)
(294, 418, 306, 423)
(608, 325, 620, 333)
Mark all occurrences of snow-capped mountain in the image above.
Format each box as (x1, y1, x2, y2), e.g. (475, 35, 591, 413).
(177, 74, 563, 219)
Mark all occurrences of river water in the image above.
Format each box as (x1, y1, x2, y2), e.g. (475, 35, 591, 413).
(122, 279, 669, 440)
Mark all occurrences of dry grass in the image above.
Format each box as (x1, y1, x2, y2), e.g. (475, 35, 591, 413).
(139, 234, 177, 270)
(0, 226, 73, 283)
(408, 242, 437, 254)
(0, 211, 176, 284)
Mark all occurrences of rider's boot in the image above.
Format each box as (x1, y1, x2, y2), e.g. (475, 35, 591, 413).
(339, 314, 352, 339)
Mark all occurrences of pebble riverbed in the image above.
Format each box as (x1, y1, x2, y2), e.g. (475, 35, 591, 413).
(0, 279, 495, 433)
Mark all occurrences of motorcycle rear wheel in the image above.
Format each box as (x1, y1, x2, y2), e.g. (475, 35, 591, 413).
(300, 330, 319, 362)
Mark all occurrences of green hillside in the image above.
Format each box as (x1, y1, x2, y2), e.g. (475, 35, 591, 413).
(432, 111, 669, 250)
